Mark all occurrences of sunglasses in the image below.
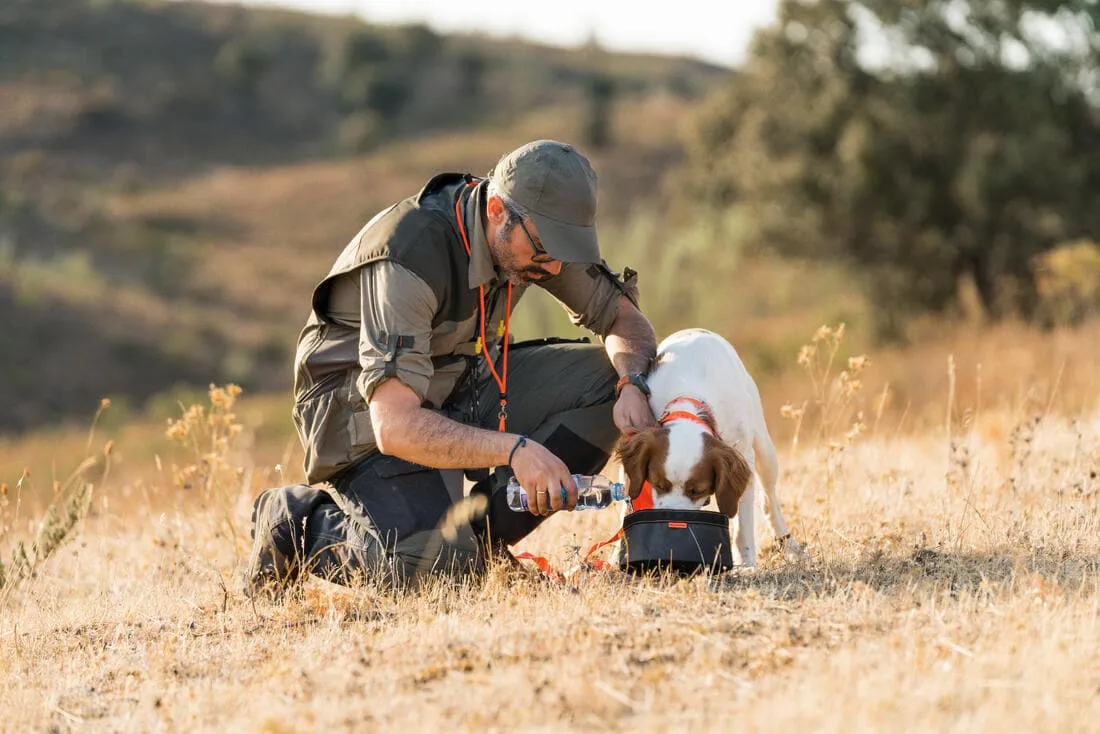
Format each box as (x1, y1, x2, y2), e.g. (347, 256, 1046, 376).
(512, 212, 556, 264)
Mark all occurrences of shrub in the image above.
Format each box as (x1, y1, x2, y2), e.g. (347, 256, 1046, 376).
(1034, 240, 1100, 327)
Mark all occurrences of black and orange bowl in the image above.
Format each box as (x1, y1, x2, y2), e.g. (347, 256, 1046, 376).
(619, 508, 734, 576)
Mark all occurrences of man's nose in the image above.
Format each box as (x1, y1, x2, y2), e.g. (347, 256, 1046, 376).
(544, 260, 564, 276)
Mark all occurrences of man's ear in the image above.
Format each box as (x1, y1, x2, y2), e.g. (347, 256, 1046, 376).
(615, 429, 666, 499)
(485, 194, 508, 226)
(705, 434, 753, 517)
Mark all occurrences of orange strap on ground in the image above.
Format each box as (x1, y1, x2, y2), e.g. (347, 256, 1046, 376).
(580, 529, 623, 571)
(512, 552, 563, 582)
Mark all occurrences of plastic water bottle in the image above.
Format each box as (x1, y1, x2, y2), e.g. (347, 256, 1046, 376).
(506, 474, 628, 512)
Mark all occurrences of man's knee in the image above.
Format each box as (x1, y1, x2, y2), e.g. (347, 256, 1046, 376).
(561, 343, 619, 409)
(316, 454, 486, 586)
(251, 483, 332, 556)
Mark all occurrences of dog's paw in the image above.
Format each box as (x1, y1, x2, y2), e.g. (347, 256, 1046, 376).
(777, 534, 808, 563)
(736, 547, 758, 569)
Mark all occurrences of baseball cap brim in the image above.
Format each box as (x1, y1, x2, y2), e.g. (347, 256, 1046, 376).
(529, 211, 601, 264)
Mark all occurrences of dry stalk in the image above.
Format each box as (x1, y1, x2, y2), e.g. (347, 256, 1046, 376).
(0, 401, 114, 602)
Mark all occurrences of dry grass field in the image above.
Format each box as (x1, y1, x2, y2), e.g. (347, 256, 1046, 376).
(2, 323, 1099, 733)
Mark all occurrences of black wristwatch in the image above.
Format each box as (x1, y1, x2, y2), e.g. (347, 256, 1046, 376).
(615, 372, 651, 397)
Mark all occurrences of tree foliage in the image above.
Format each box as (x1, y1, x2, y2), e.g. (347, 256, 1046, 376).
(692, 0, 1100, 334)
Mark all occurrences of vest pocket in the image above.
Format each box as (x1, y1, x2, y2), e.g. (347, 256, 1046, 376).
(292, 389, 348, 484)
(348, 407, 375, 450)
(294, 324, 327, 394)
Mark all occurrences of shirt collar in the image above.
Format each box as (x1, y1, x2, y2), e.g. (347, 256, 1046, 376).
(464, 181, 498, 289)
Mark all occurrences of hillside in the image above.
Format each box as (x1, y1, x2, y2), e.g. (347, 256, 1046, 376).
(0, 0, 728, 431)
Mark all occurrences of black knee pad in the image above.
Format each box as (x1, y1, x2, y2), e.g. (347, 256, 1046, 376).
(334, 454, 455, 547)
(327, 454, 485, 585)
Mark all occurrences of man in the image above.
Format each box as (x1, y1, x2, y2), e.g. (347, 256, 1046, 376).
(245, 140, 658, 595)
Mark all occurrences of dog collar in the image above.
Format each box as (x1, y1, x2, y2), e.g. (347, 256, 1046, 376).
(658, 396, 719, 437)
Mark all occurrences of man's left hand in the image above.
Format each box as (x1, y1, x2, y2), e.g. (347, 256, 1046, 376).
(613, 384, 656, 436)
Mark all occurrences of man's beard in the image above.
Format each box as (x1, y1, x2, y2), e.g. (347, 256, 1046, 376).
(505, 266, 553, 285)
(493, 227, 554, 285)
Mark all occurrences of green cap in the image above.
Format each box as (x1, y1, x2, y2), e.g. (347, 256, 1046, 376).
(489, 140, 600, 264)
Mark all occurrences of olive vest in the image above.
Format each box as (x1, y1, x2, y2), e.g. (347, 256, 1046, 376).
(292, 173, 517, 483)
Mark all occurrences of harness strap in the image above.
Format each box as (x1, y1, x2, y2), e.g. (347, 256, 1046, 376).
(660, 410, 713, 433)
(659, 396, 720, 438)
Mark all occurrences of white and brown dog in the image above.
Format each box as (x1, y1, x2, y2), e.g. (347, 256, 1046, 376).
(615, 328, 800, 568)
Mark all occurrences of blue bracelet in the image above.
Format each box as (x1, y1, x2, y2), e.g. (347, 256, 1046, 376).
(507, 435, 528, 468)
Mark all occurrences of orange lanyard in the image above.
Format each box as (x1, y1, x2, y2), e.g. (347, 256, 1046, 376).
(454, 182, 512, 431)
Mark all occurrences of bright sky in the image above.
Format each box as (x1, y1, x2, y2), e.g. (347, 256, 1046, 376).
(215, 0, 780, 67)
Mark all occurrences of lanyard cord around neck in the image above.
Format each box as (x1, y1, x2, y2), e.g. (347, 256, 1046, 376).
(455, 182, 513, 432)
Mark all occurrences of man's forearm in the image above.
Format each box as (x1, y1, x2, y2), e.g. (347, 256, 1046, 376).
(605, 297, 657, 377)
(379, 407, 517, 469)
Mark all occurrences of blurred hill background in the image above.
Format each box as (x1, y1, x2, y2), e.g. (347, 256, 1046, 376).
(1, 0, 1098, 439)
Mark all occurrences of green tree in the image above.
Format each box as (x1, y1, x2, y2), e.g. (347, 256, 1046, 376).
(214, 37, 271, 97)
(396, 23, 443, 65)
(692, 0, 1100, 334)
(341, 65, 411, 120)
(456, 50, 487, 100)
(584, 72, 617, 149)
(342, 29, 390, 70)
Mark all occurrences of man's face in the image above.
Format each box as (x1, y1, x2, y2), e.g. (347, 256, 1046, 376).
(487, 197, 564, 286)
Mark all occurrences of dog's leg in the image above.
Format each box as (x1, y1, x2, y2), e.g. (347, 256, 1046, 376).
(735, 477, 757, 568)
(732, 445, 758, 568)
(754, 431, 802, 558)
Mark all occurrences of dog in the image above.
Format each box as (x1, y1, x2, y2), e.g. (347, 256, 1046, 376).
(614, 328, 800, 568)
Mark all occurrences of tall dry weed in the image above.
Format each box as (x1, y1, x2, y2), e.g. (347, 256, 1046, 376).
(0, 399, 113, 602)
(779, 323, 871, 514)
(164, 383, 250, 559)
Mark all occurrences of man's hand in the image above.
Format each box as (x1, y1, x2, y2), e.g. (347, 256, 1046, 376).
(509, 439, 577, 515)
(614, 384, 657, 437)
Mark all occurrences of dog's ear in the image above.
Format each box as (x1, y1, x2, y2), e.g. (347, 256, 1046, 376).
(615, 428, 666, 499)
(703, 434, 753, 517)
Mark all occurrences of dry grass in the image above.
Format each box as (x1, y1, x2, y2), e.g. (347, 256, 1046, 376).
(2, 329, 1099, 733)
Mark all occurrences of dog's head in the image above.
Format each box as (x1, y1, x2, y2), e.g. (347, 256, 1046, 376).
(614, 425, 752, 516)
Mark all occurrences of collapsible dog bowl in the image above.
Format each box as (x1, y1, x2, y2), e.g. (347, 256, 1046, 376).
(619, 508, 734, 576)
